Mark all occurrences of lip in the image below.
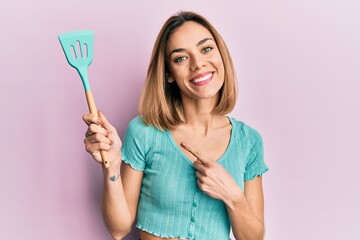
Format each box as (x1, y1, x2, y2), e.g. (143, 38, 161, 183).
(190, 72, 214, 86)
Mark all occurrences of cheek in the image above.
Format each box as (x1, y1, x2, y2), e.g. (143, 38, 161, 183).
(169, 62, 184, 75)
(215, 57, 225, 77)
(211, 53, 224, 71)
(170, 66, 190, 84)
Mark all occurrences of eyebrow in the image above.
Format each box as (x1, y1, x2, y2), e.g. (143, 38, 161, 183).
(168, 37, 214, 58)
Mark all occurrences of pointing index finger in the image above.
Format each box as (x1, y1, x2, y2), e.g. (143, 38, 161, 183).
(180, 142, 209, 165)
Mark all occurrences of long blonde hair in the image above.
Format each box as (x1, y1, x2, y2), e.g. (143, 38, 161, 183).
(139, 11, 237, 130)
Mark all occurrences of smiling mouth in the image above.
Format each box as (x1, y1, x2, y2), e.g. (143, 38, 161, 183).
(191, 72, 213, 85)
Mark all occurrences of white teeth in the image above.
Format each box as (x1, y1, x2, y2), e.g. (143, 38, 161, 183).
(193, 73, 212, 83)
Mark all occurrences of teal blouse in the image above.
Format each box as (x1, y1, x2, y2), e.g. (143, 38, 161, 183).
(121, 116, 268, 240)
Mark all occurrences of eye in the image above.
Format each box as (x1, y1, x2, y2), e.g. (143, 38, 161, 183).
(202, 46, 213, 53)
(174, 56, 188, 63)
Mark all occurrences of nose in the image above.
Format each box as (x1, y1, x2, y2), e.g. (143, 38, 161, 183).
(190, 53, 205, 71)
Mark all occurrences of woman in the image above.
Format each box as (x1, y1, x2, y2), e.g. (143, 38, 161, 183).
(83, 11, 268, 240)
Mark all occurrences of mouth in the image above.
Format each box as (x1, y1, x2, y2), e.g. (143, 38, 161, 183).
(190, 72, 214, 86)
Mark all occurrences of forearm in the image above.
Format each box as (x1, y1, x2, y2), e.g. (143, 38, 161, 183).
(225, 190, 264, 240)
(101, 163, 132, 239)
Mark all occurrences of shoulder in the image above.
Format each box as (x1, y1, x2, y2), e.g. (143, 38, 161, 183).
(127, 116, 147, 130)
(126, 116, 158, 133)
(228, 116, 263, 143)
(125, 116, 165, 141)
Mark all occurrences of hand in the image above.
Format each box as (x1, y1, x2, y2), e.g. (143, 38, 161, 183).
(181, 142, 244, 204)
(83, 110, 122, 168)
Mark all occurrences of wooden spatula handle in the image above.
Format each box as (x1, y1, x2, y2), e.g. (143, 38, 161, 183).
(85, 91, 110, 168)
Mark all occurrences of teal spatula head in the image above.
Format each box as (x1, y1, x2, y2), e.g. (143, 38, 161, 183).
(58, 30, 94, 91)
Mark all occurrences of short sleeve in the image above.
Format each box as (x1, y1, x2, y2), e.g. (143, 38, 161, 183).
(243, 125, 269, 181)
(121, 117, 148, 171)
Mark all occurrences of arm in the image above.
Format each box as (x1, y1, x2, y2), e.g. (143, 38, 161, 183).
(83, 111, 143, 239)
(225, 177, 265, 240)
(101, 161, 143, 239)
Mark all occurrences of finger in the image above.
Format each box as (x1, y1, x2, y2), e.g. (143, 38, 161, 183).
(85, 123, 108, 137)
(84, 139, 97, 154)
(181, 142, 210, 165)
(194, 160, 207, 173)
(84, 144, 102, 162)
(96, 142, 111, 151)
(83, 113, 101, 126)
(180, 142, 201, 158)
(195, 170, 206, 181)
(86, 132, 111, 145)
(197, 179, 206, 191)
(84, 139, 111, 152)
(98, 110, 117, 133)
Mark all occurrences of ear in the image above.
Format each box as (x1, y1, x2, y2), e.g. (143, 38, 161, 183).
(165, 73, 175, 83)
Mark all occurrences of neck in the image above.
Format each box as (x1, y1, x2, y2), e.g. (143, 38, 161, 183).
(181, 97, 224, 136)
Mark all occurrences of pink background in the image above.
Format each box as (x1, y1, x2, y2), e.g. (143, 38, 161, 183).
(1, 0, 359, 239)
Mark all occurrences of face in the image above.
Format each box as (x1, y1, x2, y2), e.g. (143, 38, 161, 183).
(166, 21, 225, 103)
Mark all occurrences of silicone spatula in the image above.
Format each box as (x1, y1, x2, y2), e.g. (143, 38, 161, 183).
(58, 30, 110, 168)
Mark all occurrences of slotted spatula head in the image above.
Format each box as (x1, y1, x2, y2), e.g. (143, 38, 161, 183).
(58, 30, 94, 91)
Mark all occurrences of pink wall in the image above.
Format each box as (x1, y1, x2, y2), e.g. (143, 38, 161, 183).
(1, 0, 359, 239)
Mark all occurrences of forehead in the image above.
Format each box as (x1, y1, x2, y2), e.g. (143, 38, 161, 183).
(166, 21, 214, 51)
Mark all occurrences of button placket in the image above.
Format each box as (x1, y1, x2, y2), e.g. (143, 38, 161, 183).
(188, 191, 201, 239)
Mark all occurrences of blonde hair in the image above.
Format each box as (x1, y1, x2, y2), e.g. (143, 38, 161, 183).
(139, 11, 237, 130)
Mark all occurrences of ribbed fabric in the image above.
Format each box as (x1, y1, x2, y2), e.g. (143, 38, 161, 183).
(121, 116, 268, 240)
